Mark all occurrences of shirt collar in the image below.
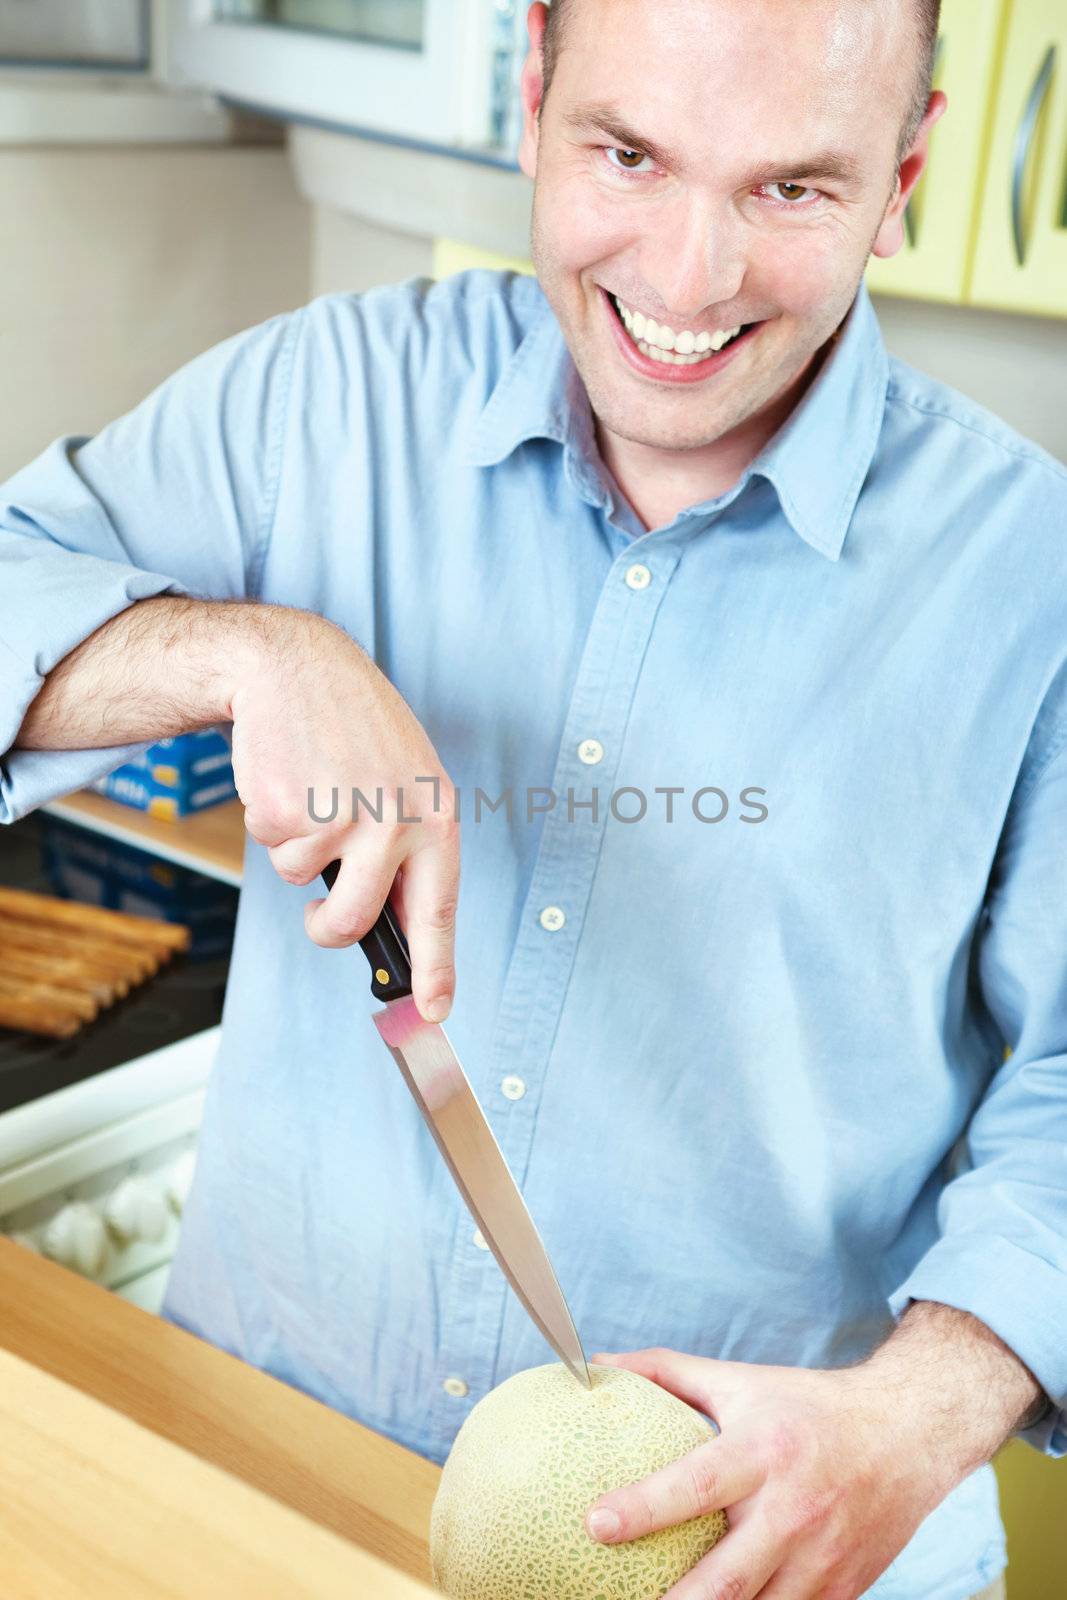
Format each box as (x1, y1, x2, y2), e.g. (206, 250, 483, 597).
(464, 278, 888, 562)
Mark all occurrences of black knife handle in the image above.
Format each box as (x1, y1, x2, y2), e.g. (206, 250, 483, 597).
(320, 859, 412, 1003)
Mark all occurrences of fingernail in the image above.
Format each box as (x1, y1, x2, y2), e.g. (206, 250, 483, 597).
(424, 995, 451, 1023)
(587, 1509, 621, 1541)
(591, 1353, 616, 1364)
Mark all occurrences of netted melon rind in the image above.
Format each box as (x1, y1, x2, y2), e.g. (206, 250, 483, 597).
(430, 1362, 728, 1600)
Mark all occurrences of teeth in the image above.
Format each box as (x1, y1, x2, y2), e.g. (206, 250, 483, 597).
(613, 295, 744, 361)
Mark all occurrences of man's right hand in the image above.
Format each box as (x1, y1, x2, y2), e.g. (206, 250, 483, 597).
(14, 596, 457, 1020)
(227, 608, 459, 1024)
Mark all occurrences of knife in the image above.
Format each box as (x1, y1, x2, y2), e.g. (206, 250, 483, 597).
(320, 860, 591, 1390)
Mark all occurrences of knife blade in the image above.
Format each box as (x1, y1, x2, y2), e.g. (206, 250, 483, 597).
(320, 859, 591, 1390)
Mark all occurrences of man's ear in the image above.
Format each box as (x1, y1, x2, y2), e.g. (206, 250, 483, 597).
(517, 2, 551, 182)
(871, 89, 948, 259)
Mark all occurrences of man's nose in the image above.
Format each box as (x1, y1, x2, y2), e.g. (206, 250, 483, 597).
(636, 196, 745, 327)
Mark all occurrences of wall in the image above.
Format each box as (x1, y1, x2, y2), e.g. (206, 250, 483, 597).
(310, 206, 431, 300)
(870, 294, 1067, 464)
(0, 146, 310, 481)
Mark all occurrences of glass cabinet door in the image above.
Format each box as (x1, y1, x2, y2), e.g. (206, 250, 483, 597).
(213, 1, 424, 51)
(167, 0, 528, 154)
(0, 0, 148, 67)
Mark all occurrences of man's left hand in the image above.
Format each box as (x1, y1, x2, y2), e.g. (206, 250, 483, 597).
(584, 1346, 964, 1600)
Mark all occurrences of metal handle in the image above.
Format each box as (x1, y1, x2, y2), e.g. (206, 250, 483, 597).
(1012, 43, 1056, 268)
(320, 859, 412, 1003)
(903, 32, 945, 249)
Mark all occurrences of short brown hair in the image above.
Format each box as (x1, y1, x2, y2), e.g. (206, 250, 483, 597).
(540, 0, 942, 164)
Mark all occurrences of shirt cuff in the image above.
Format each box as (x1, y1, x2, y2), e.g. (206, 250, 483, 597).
(1, 566, 189, 824)
(887, 1232, 1067, 1459)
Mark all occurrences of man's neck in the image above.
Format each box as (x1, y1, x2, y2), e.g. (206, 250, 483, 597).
(595, 342, 829, 535)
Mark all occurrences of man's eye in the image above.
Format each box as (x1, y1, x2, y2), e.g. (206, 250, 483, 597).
(766, 181, 819, 205)
(605, 146, 653, 174)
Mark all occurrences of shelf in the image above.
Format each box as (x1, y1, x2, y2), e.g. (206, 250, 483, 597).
(41, 791, 246, 888)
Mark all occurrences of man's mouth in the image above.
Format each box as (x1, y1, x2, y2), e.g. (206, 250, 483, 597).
(607, 290, 756, 366)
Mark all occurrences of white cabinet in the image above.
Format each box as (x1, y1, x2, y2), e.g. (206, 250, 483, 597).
(165, 0, 528, 154)
(0, 1, 230, 146)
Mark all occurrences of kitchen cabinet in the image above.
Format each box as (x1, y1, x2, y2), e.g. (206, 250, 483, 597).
(215, 0, 425, 50)
(994, 1436, 1067, 1598)
(0, 0, 229, 147)
(0, 0, 147, 66)
(864, 0, 1007, 305)
(165, 0, 528, 155)
(969, 0, 1067, 316)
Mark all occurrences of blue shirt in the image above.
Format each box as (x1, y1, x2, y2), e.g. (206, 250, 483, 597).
(2, 269, 1065, 1600)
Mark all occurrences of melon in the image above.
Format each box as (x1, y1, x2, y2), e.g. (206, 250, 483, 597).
(429, 1361, 728, 1600)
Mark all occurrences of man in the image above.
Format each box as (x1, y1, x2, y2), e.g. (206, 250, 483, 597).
(1, 0, 1063, 1595)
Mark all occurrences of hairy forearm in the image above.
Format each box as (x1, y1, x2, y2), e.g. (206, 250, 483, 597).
(14, 597, 307, 751)
(856, 1300, 1047, 1477)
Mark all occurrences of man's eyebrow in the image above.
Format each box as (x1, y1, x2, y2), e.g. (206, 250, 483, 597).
(562, 102, 681, 170)
(561, 100, 864, 187)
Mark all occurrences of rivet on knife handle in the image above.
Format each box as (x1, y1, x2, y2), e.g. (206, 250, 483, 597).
(320, 859, 412, 1003)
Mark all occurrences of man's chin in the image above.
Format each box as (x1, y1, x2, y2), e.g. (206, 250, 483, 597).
(597, 414, 736, 454)
(580, 376, 745, 456)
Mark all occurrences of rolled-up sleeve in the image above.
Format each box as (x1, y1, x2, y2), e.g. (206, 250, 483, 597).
(887, 698, 1067, 1458)
(0, 303, 304, 823)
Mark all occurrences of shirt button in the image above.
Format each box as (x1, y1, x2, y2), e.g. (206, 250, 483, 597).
(442, 1376, 469, 1398)
(578, 738, 604, 765)
(472, 1228, 489, 1250)
(625, 563, 652, 590)
(539, 905, 566, 931)
(501, 1075, 526, 1100)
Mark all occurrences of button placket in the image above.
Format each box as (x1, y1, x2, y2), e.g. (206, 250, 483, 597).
(492, 543, 682, 1085)
(428, 540, 684, 1452)
(430, 542, 681, 1445)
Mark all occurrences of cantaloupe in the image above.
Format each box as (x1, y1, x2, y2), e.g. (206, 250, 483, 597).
(429, 1361, 729, 1599)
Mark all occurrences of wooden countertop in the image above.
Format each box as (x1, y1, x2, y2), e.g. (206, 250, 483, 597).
(0, 1238, 440, 1597)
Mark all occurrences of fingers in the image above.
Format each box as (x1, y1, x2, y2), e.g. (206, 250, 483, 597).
(586, 1436, 757, 1547)
(303, 845, 403, 950)
(268, 835, 331, 887)
(243, 802, 293, 851)
(298, 825, 460, 1026)
(657, 1510, 779, 1600)
(396, 830, 460, 1023)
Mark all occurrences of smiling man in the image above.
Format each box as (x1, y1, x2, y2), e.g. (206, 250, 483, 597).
(1, 1, 1065, 1598)
(525, 0, 940, 520)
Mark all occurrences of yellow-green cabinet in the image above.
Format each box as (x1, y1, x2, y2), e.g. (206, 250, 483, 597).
(865, 0, 1007, 304)
(969, 0, 1067, 315)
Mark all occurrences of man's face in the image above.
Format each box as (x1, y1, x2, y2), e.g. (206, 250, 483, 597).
(519, 0, 935, 458)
